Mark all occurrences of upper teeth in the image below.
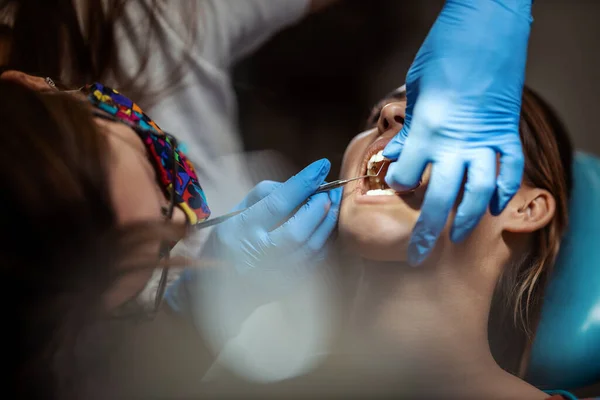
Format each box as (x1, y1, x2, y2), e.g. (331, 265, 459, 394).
(367, 150, 385, 174)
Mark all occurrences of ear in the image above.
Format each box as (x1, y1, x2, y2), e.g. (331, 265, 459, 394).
(503, 187, 556, 233)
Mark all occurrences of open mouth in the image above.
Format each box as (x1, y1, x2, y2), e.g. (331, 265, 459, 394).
(365, 150, 396, 196)
(359, 140, 422, 197)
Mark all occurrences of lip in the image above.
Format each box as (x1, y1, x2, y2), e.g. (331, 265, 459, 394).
(353, 136, 422, 203)
(357, 137, 393, 190)
(351, 136, 395, 204)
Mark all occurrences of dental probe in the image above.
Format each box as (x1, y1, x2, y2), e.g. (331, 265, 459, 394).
(313, 163, 385, 194)
(194, 165, 385, 230)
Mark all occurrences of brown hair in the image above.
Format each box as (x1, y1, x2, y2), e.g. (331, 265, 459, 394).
(0, 80, 185, 398)
(489, 86, 573, 374)
(0, 0, 196, 102)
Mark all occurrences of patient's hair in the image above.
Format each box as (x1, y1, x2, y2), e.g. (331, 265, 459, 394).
(501, 87, 573, 331)
(0, 80, 185, 398)
(489, 86, 573, 373)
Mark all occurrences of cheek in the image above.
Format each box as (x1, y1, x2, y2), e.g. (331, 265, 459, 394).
(340, 131, 373, 179)
(447, 211, 503, 263)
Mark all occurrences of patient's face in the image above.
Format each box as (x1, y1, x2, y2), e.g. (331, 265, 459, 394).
(338, 88, 499, 261)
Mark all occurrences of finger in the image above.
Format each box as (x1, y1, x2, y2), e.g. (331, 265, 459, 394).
(303, 187, 342, 253)
(490, 140, 525, 216)
(383, 82, 415, 160)
(384, 131, 429, 192)
(268, 192, 331, 251)
(408, 158, 465, 266)
(450, 149, 497, 243)
(244, 159, 331, 229)
(382, 124, 410, 160)
(233, 180, 282, 212)
(258, 187, 340, 292)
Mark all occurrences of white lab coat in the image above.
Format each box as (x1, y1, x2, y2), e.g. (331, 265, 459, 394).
(110, 0, 310, 218)
(106, 0, 335, 384)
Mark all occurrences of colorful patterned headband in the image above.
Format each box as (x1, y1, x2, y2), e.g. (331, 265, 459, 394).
(83, 82, 211, 225)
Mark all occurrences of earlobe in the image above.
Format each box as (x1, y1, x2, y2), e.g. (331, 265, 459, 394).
(504, 189, 556, 234)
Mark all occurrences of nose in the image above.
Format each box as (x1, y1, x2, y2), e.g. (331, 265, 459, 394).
(377, 103, 405, 134)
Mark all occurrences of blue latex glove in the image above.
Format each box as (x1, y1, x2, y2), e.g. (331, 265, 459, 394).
(383, 0, 533, 265)
(167, 159, 341, 315)
(205, 159, 341, 296)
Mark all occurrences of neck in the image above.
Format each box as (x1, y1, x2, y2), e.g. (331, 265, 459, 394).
(344, 253, 514, 396)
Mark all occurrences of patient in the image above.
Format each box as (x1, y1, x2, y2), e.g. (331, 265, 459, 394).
(336, 85, 575, 399)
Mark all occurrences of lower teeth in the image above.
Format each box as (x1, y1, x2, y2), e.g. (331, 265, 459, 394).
(366, 189, 397, 196)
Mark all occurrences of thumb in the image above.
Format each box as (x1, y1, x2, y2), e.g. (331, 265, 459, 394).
(233, 180, 283, 212)
(382, 124, 410, 160)
(243, 159, 331, 229)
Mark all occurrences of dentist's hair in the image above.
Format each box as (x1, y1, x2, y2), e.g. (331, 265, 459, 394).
(0, 80, 185, 399)
(0, 0, 196, 103)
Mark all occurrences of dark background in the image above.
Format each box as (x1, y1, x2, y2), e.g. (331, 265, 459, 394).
(234, 0, 600, 178)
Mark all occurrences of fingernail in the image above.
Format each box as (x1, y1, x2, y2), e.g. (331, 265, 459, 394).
(384, 166, 408, 192)
(313, 158, 331, 178)
(382, 142, 401, 159)
(407, 235, 429, 266)
(450, 225, 465, 243)
(407, 245, 425, 266)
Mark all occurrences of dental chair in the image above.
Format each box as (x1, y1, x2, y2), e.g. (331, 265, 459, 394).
(528, 152, 600, 393)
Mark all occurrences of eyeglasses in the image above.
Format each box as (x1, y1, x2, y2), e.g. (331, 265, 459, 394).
(79, 82, 211, 321)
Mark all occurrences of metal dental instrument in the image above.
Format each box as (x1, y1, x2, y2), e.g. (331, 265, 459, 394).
(314, 163, 385, 194)
(194, 164, 385, 231)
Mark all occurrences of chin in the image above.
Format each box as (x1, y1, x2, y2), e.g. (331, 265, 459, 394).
(339, 201, 416, 262)
(338, 136, 423, 262)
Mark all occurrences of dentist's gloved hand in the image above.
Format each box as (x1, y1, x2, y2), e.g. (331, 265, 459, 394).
(383, 0, 532, 265)
(205, 159, 341, 298)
